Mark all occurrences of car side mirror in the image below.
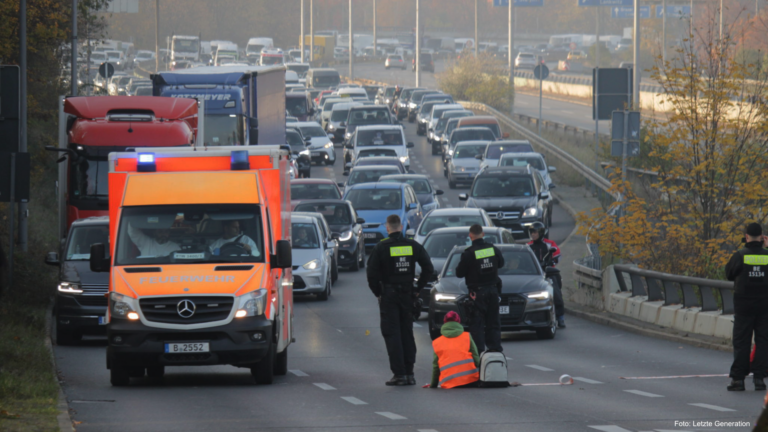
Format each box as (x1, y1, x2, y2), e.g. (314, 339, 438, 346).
(405, 229, 415, 238)
(337, 182, 345, 188)
(548, 166, 557, 173)
(548, 183, 556, 190)
(345, 143, 354, 149)
(345, 162, 352, 170)
(342, 171, 349, 176)
(406, 142, 414, 148)
(458, 193, 468, 201)
(340, 121, 346, 127)
(326, 240, 336, 249)
(475, 154, 483, 160)
(331, 233, 340, 240)
(356, 217, 365, 224)
(273, 240, 292, 269)
(435, 189, 444, 195)
(45, 252, 60, 266)
(502, 132, 510, 138)
(408, 202, 418, 210)
(394, 120, 402, 125)
(304, 136, 312, 142)
(539, 191, 550, 200)
(89, 244, 110, 273)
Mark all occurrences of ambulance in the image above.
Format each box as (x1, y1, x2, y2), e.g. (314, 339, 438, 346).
(90, 146, 294, 386)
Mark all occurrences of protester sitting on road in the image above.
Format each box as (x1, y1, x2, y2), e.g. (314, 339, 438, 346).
(429, 311, 480, 389)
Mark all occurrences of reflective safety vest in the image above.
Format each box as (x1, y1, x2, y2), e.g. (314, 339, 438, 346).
(432, 332, 479, 389)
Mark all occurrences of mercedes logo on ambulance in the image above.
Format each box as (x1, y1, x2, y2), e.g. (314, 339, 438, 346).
(177, 299, 196, 318)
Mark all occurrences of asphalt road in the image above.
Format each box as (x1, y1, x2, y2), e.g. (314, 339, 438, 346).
(54, 121, 763, 432)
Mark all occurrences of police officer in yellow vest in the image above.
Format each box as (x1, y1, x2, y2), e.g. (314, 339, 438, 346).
(726, 223, 768, 391)
(367, 214, 434, 386)
(430, 311, 480, 388)
(456, 224, 504, 352)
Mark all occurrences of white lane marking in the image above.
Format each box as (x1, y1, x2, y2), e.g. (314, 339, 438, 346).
(525, 364, 554, 372)
(623, 390, 664, 398)
(341, 396, 367, 405)
(314, 383, 336, 390)
(289, 370, 308, 377)
(573, 377, 603, 384)
(688, 403, 736, 412)
(588, 426, 633, 432)
(413, 323, 422, 327)
(376, 412, 407, 420)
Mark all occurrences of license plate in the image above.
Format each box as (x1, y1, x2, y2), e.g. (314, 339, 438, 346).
(98, 316, 107, 325)
(311, 152, 322, 157)
(499, 306, 510, 314)
(164, 342, 210, 353)
(364, 232, 377, 239)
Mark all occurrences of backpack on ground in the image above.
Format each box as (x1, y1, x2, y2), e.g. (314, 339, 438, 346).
(478, 351, 509, 388)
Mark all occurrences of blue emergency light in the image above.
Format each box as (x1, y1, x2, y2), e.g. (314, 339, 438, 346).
(231, 150, 250, 170)
(137, 152, 156, 172)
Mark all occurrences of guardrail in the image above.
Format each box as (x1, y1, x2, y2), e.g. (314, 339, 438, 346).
(613, 264, 735, 314)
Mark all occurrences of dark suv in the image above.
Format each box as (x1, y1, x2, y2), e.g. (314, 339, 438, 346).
(45, 217, 110, 344)
(458, 166, 554, 239)
(413, 52, 434, 72)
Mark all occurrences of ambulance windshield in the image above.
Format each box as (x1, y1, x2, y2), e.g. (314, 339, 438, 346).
(114, 204, 265, 265)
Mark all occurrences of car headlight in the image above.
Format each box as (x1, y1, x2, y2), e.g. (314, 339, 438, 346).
(527, 291, 550, 300)
(303, 259, 320, 270)
(328, 124, 335, 131)
(58, 282, 82, 294)
(324, 142, 333, 148)
(435, 293, 459, 302)
(448, 149, 454, 156)
(300, 149, 310, 156)
(409, 102, 416, 108)
(110, 292, 139, 320)
(399, 156, 408, 163)
(345, 132, 352, 138)
(338, 230, 353, 242)
(523, 207, 539, 218)
(235, 288, 268, 318)
(385, 98, 391, 103)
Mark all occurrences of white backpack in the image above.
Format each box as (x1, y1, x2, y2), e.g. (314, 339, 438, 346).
(479, 351, 509, 388)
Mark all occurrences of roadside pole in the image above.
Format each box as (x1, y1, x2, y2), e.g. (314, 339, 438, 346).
(301, 0, 305, 63)
(508, 0, 514, 114)
(415, 0, 421, 87)
(8, 153, 16, 291)
(71, 0, 78, 96)
(662, 0, 667, 63)
(310, 0, 314, 64)
(474, 0, 478, 58)
(349, 0, 353, 80)
(155, 0, 159, 73)
(594, 7, 600, 195)
(538, 73, 542, 135)
(373, 0, 377, 60)
(633, 0, 640, 109)
(19, 0, 28, 252)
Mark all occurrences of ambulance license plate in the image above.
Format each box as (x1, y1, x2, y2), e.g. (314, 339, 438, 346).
(364, 232, 377, 239)
(499, 306, 510, 314)
(164, 342, 209, 353)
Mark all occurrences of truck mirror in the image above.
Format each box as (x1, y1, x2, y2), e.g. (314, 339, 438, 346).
(89, 243, 110, 273)
(45, 252, 60, 266)
(273, 240, 292, 269)
(249, 120, 259, 145)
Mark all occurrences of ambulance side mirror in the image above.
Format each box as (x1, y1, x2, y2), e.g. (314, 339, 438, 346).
(273, 240, 292, 269)
(89, 243, 110, 273)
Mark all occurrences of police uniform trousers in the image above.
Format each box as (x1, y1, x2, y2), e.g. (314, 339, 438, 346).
(467, 285, 502, 352)
(380, 285, 417, 376)
(730, 298, 768, 380)
(551, 273, 565, 317)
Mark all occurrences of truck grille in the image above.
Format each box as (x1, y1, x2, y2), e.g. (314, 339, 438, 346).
(499, 294, 526, 323)
(139, 296, 234, 324)
(76, 284, 108, 307)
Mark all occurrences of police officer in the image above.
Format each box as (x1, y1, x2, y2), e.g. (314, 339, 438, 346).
(456, 224, 504, 352)
(726, 223, 768, 392)
(367, 214, 434, 386)
(527, 222, 565, 328)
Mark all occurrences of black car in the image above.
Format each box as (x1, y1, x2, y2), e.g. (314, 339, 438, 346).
(363, 85, 382, 100)
(413, 52, 434, 73)
(459, 165, 554, 239)
(428, 244, 557, 340)
(293, 200, 367, 271)
(395, 87, 424, 120)
(343, 106, 397, 145)
(45, 217, 110, 344)
(286, 128, 311, 178)
(407, 90, 441, 122)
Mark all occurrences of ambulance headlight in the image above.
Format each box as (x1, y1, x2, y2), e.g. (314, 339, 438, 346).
(236, 288, 268, 318)
(110, 292, 139, 319)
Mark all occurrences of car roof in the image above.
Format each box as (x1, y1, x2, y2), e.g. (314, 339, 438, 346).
(426, 226, 501, 236)
(355, 124, 401, 131)
(489, 140, 530, 146)
(455, 140, 491, 146)
(331, 102, 360, 110)
(426, 208, 485, 216)
(290, 214, 319, 224)
(285, 92, 308, 99)
(453, 127, 495, 133)
(458, 116, 499, 124)
(481, 166, 532, 175)
(499, 152, 543, 159)
(353, 161, 402, 168)
(291, 178, 337, 184)
(378, 174, 429, 181)
(350, 105, 388, 110)
(349, 182, 406, 191)
(287, 121, 322, 128)
(293, 199, 350, 207)
(71, 216, 109, 226)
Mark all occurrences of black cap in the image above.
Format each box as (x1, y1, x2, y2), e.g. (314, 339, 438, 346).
(746, 223, 763, 237)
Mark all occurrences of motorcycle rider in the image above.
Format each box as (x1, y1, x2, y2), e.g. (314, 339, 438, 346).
(527, 222, 565, 328)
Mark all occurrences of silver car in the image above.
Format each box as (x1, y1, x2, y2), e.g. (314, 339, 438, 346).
(288, 122, 336, 165)
(291, 215, 335, 301)
(408, 208, 495, 245)
(515, 52, 538, 69)
(446, 141, 489, 189)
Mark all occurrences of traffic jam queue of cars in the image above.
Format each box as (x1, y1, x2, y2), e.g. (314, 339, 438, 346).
(50, 57, 561, 387)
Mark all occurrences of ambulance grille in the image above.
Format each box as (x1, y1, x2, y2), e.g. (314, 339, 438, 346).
(139, 296, 234, 324)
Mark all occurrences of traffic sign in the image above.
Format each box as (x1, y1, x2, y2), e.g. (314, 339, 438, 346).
(611, 6, 650, 19)
(593, 68, 633, 120)
(493, 0, 544, 6)
(611, 141, 640, 157)
(611, 111, 640, 141)
(578, 0, 632, 6)
(656, 5, 691, 18)
(533, 64, 549, 80)
(99, 62, 115, 79)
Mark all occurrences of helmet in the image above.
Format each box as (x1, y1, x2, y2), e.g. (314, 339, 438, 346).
(528, 221, 546, 237)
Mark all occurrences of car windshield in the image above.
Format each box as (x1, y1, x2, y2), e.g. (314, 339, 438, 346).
(454, 144, 488, 159)
(331, 108, 351, 121)
(424, 232, 500, 258)
(436, 113, 470, 131)
(346, 189, 402, 211)
(70, 155, 109, 200)
(291, 183, 341, 200)
(114, 204, 264, 265)
(91, 53, 106, 61)
(291, 222, 320, 249)
(135, 87, 153, 96)
(445, 119, 461, 136)
(384, 87, 397, 96)
(348, 168, 400, 185)
(381, 178, 431, 194)
(286, 97, 308, 116)
(500, 156, 545, 170)
(358, 149, 398, 158)
(474, 124, 501, 138)
(66, 225, 110, 261)
(411, 91, 435, 103)
(451, 129, 495, 144)
(486, 143, 533, 159)
(431, 108, 455, 120)
(286, 131, 306, 152)
(322, 100, 343, 113)
(356, 129, 403, 146)
(313, 75, 341, 87)
(174, 39, 199, 52)
(444, 249, 537, 277)
(420, 102, 437, 114)
(106, 51, 121, 59)
(298, 125, 326, 138)
(418, 214, 485, 236)
(472, 176, 534, 198)
(348, 109, 390, 125)
(204, 114, 246, 146)
(294, 203, 352, 225)
(261, 55, 283, 65)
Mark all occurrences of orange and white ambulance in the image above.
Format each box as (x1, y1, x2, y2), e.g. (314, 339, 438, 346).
(90, 146, 293, 386)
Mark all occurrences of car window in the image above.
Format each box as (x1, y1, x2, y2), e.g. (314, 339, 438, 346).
(291, 183, 341, 200)
(286, 131, 305, 151)
(534, 171, 544, 190)
(381, 178, 432, 194)
(486, 143, 533, 159)
(291, 223, 320, 249)
(500, 156, 545, 170)
(348, 108, 391, 125)
(451, 129, 495, 144)
(355, 129, 403, 146)
(348, 168, 400, 185)
(298, 125, 327, 138)
(424, 232, 501, 258)
(418, 215, 485, 236)
(358, 149, 398, 158)
(443, 253, 464, 277)
(406, 187, 417, 206)
(331, 108, 351, 121)
(294, 203, 352, 225)
(454, 144, 488, 159)
(345, 189, 403, 211)
(499, 250, 540, 275)
(66, 225, 109, 260)
(471, 176, 534, 198)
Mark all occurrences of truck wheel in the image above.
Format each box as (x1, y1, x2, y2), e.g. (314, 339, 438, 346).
(251, 343, 275, 385)
(56, 325, 80, 346)
(274, 347, 288, 376)
(110, 365, 130, 387)
(147, 365, 165, 379)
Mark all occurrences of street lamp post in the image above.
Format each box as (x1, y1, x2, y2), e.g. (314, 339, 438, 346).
(301, 0, 305, 63)
(349, 0, 353, 80)
(416, 0, 421, 87)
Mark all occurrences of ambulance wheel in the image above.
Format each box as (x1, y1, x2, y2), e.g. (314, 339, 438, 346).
(274, 348, 288, 376)
(110, 365, 130, 387)
(252, 343, 275, 385)
(536, 320, 557, 340)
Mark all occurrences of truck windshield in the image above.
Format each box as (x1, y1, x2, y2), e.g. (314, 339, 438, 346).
(173, 39, 199, 53)
(70, 155, 109, 200)
(247, 44, 265, 54)
(261, 55, 283, 65)
(66, 225, 110, 261)
(286, 97, 308, 116)
(313, 75, 340, 88)
(205, 114, 246, 146)
(115, 204, 265, 265)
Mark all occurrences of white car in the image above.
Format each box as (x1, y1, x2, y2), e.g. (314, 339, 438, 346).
(409, 208, 495, 245)
(498, 152, 556, 189)
(288, 121, 336, 165)
(427, 104, 464, 143)
(345, 125, 413, 171)
(290, 215, 334, 301)
(320, 97, 346, 130)
(515, 52, 538, 69)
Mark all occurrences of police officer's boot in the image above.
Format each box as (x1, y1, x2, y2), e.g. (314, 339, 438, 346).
(386, 375, 408, 386)
(755, 377, 767, 391)
(727, 379, 746, 391)
(557, 316, 566, 329)
(406, 374, 416, 385)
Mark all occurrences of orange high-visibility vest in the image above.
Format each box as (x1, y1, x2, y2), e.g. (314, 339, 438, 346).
(433, 332, 479, 389)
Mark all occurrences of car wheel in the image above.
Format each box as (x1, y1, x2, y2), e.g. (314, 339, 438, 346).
(548, 210, 553, 228)
(274, 347, 288, 376)
(429, 326, 441, 340)
(251, 341, 275, 384)
(350, 246, 361, 271)
(431, 145, 438, 155)
(536, 319, 557, 340)
(449, 179, 457, 189)
(317, 275, 331, 301)
(110, 365, 130, 387)
(329, 157, 336, 166)
(359, 244, 366, 268)
(331, 260, 339, 283)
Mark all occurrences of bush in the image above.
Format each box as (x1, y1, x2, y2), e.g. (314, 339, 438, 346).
(436, 54, 514, 112)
